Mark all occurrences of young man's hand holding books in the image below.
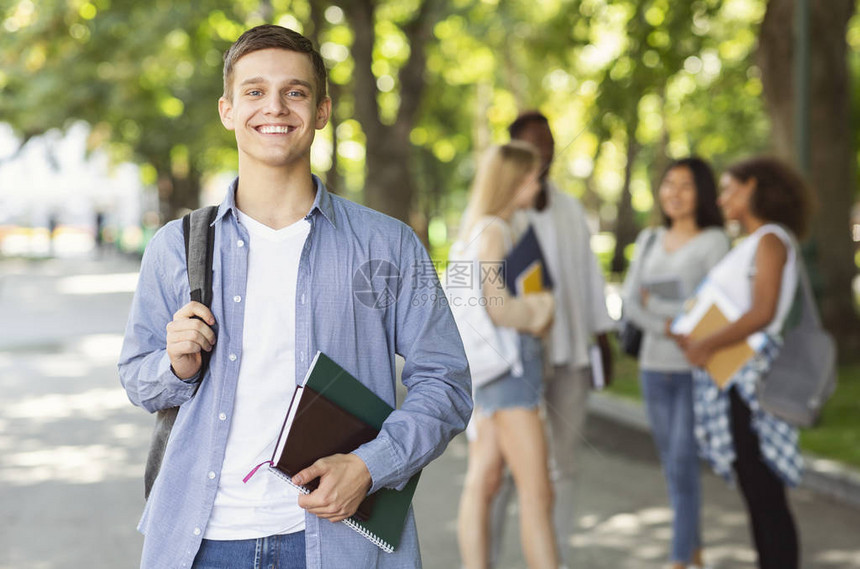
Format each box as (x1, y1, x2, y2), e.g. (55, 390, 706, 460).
(294, 453, 373, 523)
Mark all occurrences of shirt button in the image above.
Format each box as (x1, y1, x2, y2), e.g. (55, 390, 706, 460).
(229, 354, 237, 362)
(237, 239, 244, 248)
(193, 527, 201, 536)
(208, 471, 216, 480)
(233, 295, 242, 303)
(300, 293, 306, 304)
(219, 412, 227, 421)
(300, 352, 305, 362)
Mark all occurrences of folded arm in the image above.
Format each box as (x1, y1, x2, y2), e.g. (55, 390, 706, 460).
(621, 230, 671, 336)
(681, 234, 787, 366)
(478, 222, 554, 335)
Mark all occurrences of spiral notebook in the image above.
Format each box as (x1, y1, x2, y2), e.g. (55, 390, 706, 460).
(269, 351, 421, 553)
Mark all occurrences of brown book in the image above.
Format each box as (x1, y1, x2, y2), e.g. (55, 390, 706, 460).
(687, 304, 756, 389)
(269, 352, 421, 552)
(273, 385, 378, 521)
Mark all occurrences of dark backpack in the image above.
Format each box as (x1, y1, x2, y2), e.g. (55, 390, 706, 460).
(144, 205, 219, 499)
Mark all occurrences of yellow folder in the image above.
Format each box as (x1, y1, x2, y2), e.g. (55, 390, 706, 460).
(687, 304, 756, 389)
(515, 261, 546, 295)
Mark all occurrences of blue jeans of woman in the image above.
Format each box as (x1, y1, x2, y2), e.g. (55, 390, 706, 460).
(641, 370, 701, 563)
(192, 532, 306, 569)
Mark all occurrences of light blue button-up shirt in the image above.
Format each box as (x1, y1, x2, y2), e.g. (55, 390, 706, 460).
(119, 177, 472, 569)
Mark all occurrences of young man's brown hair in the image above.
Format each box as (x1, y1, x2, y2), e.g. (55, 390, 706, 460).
(222, 24, 328, 102)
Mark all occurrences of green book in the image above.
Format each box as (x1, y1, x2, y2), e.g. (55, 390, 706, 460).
(269, 351, 421, 553)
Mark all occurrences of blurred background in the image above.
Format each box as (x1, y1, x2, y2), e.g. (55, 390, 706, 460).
(1, 0, 860, 567)
(1, 0, 858, 340)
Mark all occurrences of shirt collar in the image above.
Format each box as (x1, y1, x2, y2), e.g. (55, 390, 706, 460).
(308, 174, 337, 227)
(214, 174, 337, 228)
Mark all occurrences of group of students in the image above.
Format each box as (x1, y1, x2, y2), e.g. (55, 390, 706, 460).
(451, 115, 615, 569)
(623, 156, 807, 569)
(118, 23, 811, 569)
(452, 133, 811, 569)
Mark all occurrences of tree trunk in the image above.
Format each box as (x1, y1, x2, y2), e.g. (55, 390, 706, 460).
(758, 0, 860, 360)
(758, 0, 795, 158)
(581, 137, 604, 221)
(308, 1, 343, 194)
(649, 93, 670, 226)
(157, 167, 202, 223)
(341, 0, 438, 243)
(611, 131, 640, 274)
(327, 83, 344, 194)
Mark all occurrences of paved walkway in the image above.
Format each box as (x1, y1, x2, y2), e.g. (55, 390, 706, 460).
(1, 256, 859, 568)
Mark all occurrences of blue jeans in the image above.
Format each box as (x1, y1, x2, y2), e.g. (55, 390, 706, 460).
(192, 532, 306, 569)
(641, 370, 701, 563)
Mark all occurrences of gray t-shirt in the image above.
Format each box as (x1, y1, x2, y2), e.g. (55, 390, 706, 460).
(622, 226, 730, 372)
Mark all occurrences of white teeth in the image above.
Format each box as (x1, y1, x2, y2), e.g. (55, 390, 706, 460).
(258, 125, 291, 134)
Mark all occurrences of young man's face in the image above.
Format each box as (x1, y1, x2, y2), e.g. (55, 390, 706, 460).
(218, 48, 331, 171)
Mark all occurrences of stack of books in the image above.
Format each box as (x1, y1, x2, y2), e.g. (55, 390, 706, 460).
(268, 352, 420, 553)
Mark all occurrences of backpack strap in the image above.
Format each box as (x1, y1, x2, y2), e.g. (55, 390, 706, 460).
(183, 205, 219, 307)
(144, 205, 218, 501)
(182, 205, 219, 377)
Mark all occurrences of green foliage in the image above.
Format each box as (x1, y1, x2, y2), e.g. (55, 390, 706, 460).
(0, 0, 242, 218)
(0, 0, 821, 235)
(847, 9, 860, 196)
(801, 364, 860, 468)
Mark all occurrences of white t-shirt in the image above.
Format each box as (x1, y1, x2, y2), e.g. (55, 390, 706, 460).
(204, 210, 310, 540)
(708, 223, 798, 336)
(530, 205, 572, 365)
(523, 185, 614, 367)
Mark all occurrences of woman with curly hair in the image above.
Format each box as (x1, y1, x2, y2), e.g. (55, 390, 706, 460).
(679, 156, 814, 569)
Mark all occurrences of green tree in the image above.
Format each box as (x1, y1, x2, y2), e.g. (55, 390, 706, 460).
(337, 0, 445, 242)
(758, 0, 860, 358)
(0, 0, 252, 221)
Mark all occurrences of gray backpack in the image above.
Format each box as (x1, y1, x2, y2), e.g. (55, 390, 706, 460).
(758, 256, 837, 428)
(144, 205, 219, 499)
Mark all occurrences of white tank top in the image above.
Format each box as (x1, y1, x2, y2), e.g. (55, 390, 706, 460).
(707, 224, 798, 336)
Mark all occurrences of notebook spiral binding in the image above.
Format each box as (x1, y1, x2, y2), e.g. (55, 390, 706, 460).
(268, 466, 394, 553)
(343, 517, 393, 553)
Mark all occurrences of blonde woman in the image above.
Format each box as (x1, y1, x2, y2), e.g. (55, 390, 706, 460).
(452, 142, 558, 569)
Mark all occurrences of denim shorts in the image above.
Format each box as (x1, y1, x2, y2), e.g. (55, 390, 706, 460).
(474, 333, 543, 415)
(192, 532, 306, 569)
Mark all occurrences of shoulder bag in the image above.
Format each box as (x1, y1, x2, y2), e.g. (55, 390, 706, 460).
(144, 204, 218, 499)
(445, 223, 520, 389)
(619, 229, 658, 357)
(758, 254, 837, 428)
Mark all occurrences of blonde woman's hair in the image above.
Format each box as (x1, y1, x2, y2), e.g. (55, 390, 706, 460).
(459, 141, 540, 240)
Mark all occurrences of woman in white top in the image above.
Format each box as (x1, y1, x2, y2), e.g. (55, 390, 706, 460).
(622, 157, 729, 569)
(679, 157, 813, 569)
(453, 142, 558, 569)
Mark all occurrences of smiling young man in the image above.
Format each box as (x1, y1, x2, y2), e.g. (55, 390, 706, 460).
(119, 25, 472, 569)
